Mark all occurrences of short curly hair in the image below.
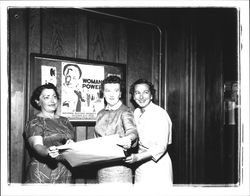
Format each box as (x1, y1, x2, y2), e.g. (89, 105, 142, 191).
(30, 83, 59, 111)
(129, 79, 156, 100)
(100, 75, 125, 98)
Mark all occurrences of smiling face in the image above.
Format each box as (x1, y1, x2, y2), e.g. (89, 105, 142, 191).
(133, 83, 152, 109)
(103, 83, 121, 107)
(36, 88, 58, 114)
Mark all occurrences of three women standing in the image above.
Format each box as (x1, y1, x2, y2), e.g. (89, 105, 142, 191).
(24, 77, 172, 186)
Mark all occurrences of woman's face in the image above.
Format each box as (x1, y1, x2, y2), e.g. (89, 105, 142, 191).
(133, 83, 152, 109)
(103, 83, 121, 107)
(37, 88, 58, 113)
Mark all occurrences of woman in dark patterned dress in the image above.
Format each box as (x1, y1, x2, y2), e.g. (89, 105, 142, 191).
(24, 83, 75, 183)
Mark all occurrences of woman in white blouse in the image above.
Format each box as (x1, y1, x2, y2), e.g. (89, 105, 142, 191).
(125, 79, 173, 186)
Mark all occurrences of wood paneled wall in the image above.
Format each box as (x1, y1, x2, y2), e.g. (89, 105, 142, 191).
(9, 8, 237, 184)
(9, 9, 29, 183)
(165, 11, 230, 184)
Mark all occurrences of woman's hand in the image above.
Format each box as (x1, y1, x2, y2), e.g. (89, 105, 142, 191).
(124, 153, 138, 164)
(48, 146, 59, 158)
(116, 136, 132, 150)
(65, 139, 74, 144)
(125, 151, 152, 164)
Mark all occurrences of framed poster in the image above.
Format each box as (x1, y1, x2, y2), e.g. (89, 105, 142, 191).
(30, 53, 126, 123)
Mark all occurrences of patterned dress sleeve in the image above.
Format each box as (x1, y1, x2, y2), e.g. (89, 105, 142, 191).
(24, 119, 44, 139)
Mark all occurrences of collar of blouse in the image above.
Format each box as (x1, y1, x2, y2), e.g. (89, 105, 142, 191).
(105, 100, 122, 111)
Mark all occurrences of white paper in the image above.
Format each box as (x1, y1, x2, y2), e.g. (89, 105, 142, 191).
(58, 135, 126, 167)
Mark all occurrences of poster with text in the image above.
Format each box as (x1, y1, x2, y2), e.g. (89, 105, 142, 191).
(61, 62, 105, 121)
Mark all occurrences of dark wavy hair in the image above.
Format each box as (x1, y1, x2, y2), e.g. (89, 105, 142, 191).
(129, 79, 156, 101)
(30, 83, 60, 111)
(100, 75, 125, 98)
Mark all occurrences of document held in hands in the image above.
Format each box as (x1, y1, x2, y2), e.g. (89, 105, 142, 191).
(57, 134, 126, 167)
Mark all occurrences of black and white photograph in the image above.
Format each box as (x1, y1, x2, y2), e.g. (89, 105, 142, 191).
(1, 1, 249, 196)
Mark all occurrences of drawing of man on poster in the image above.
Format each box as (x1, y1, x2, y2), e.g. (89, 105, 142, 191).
(61, 63, 85, 113)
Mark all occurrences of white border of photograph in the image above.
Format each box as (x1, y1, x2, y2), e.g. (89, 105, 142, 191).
(1, 1, 249, 196)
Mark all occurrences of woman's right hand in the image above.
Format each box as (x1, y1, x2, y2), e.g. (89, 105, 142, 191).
(65, 139, 74, 144)
(124, 153, 139, 164)
(116, 136, 132, 150)
(48, 146, 59, 158)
